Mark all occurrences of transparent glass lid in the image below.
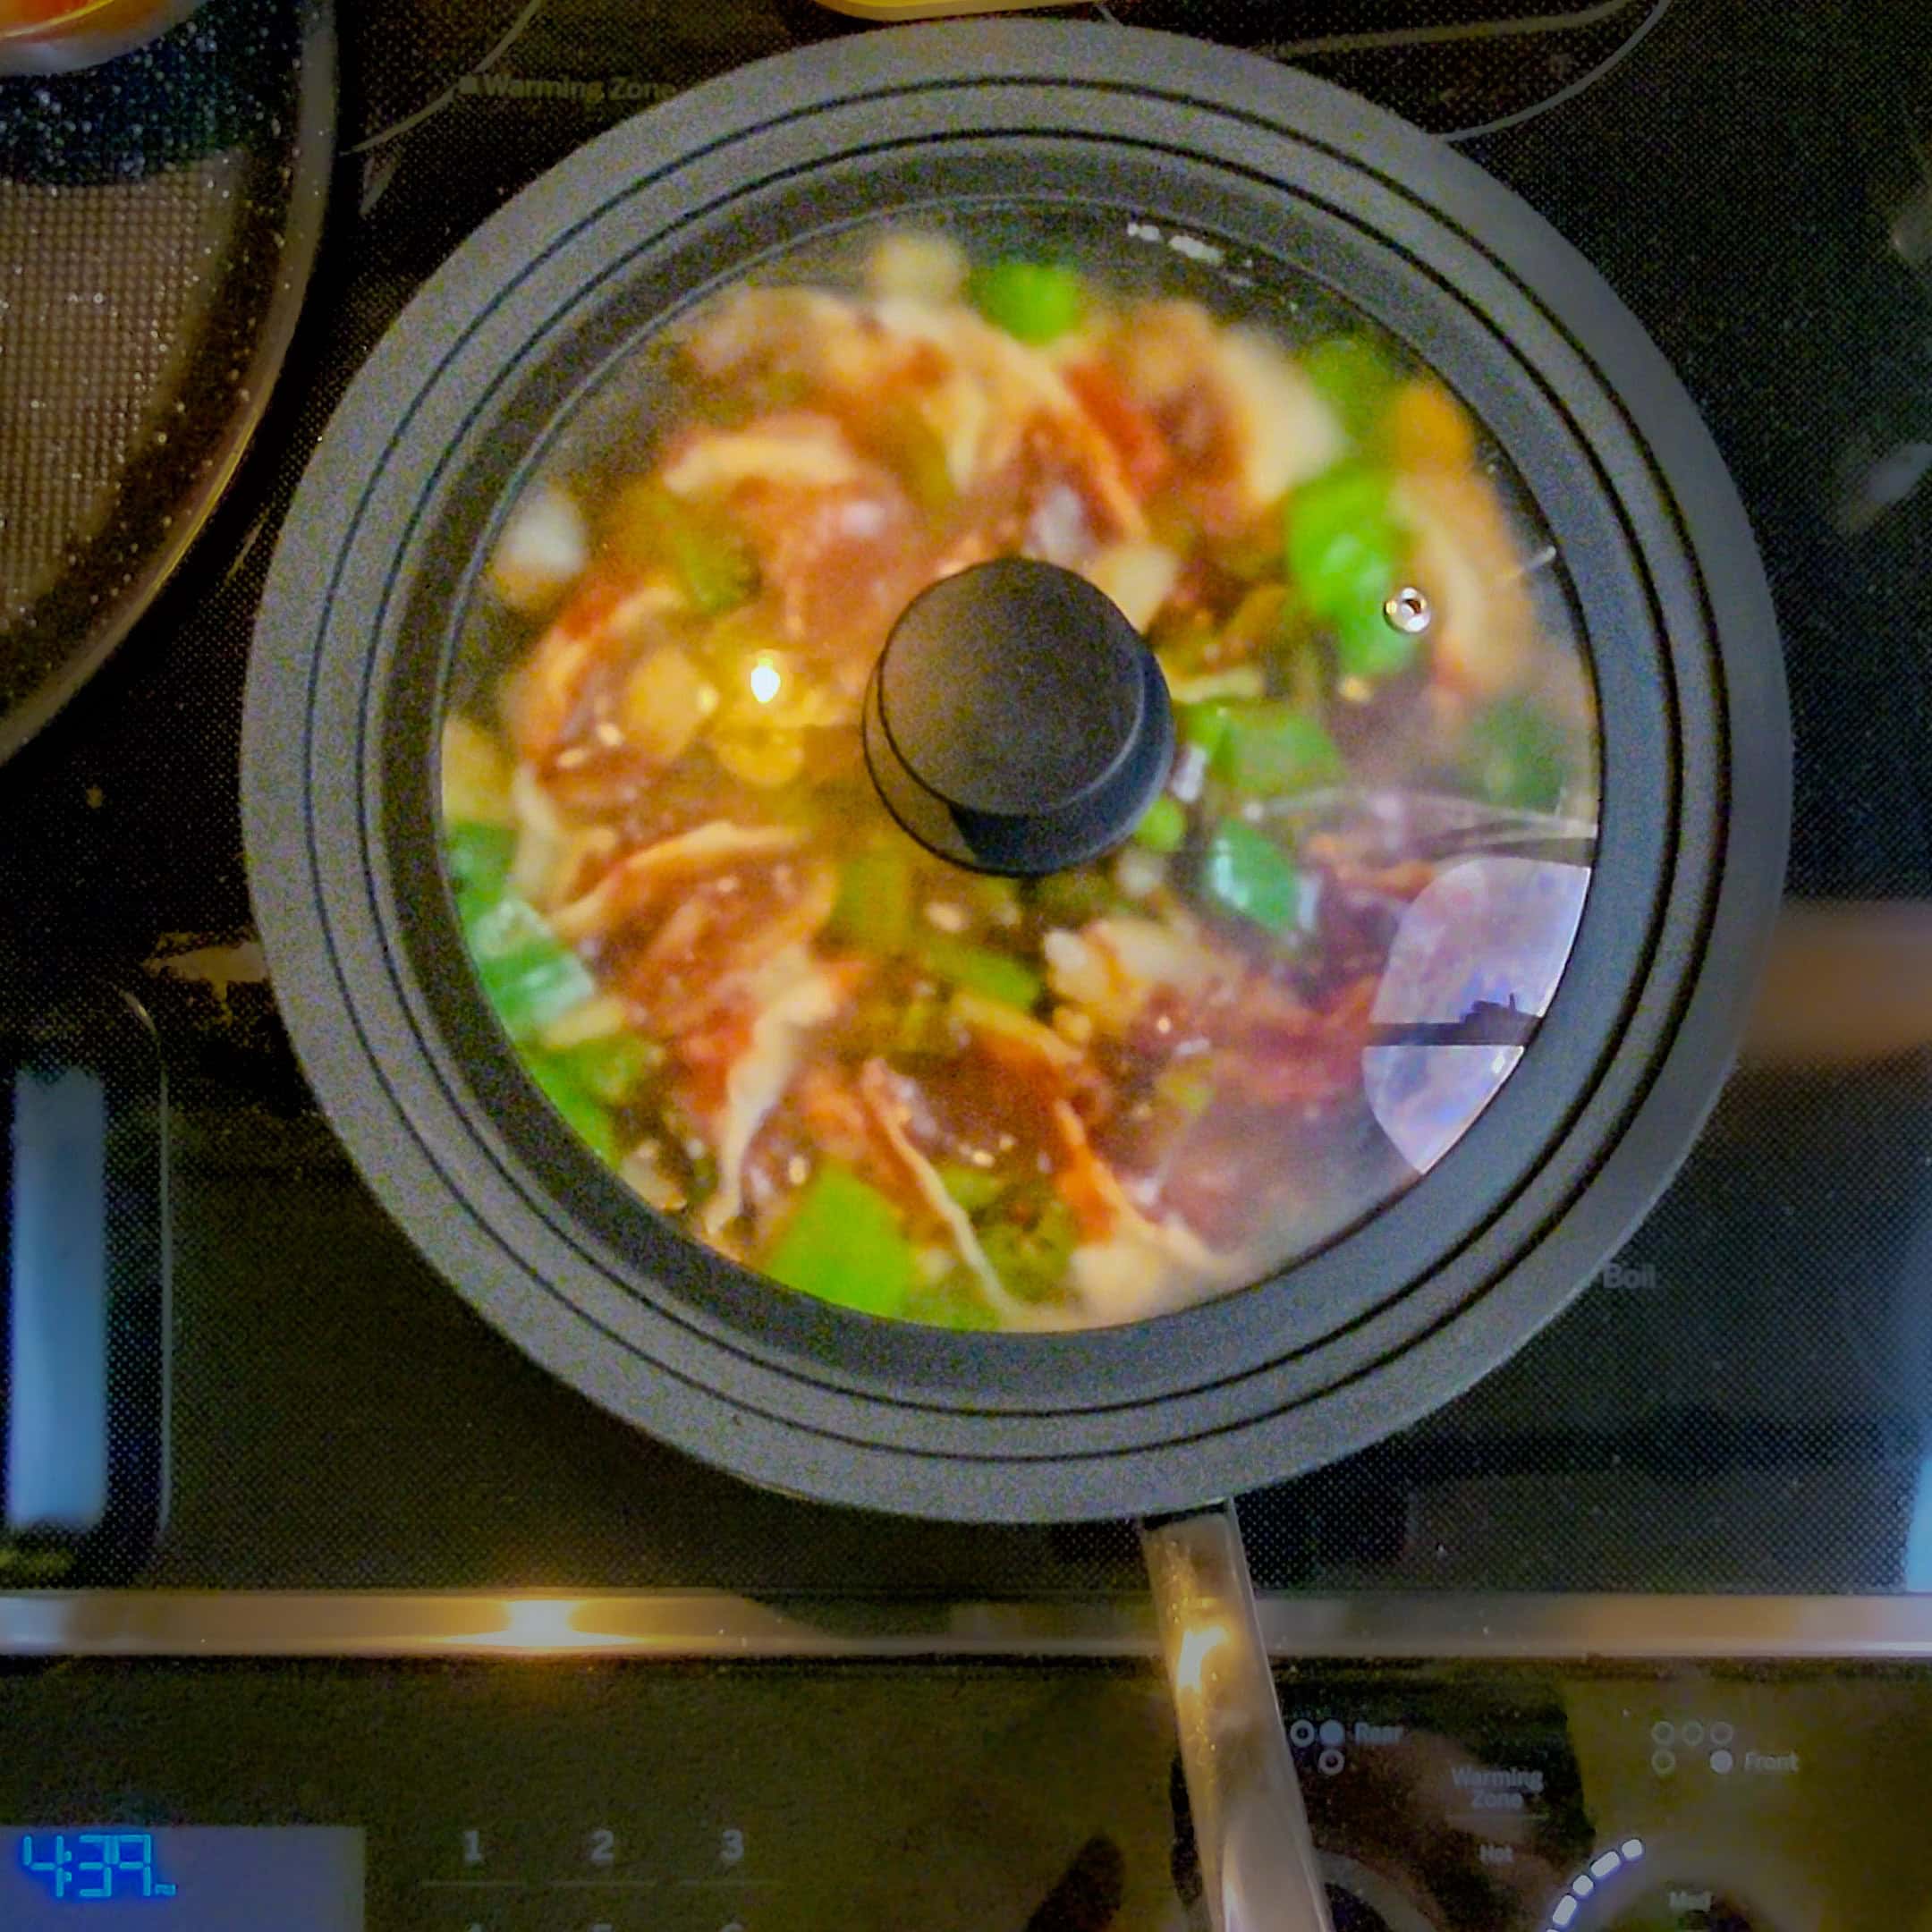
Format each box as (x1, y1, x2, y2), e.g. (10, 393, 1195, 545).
(437, 204, 1599, 1331)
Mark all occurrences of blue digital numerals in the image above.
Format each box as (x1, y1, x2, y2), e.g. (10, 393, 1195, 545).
(18, 1833, 179, 1901)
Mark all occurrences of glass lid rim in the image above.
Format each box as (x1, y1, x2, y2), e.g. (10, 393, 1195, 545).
(422, 199, 1619, 1349)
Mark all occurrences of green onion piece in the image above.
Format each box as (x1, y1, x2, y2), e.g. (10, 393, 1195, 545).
(1211, 703, 1343, 796)
(1287, 467, 1399, 614)
(1201, 820, 1302, 936)
(893, 995, 947, 1056)
(1302, 335, 1400, 443)
(1180, 700, 1233, 765)
(937, 1163, 1005, 1213)
(549, 1032, 659, 1107)
(1132, 794, 1189, 854)
(660, 494, 757, 614)
(763, 1163, 919, 1318)
(1284, 462, 1413, 681)
(1029, 869, 1117, 928)
(830, 844, 914, 954)
(968, 258, 1085, 344)
(916, 933, 1043, 1011)
(908, 1284, 1000, 1331)
(1465, 694, 1569, 812)
(521, 1050, 620, 1165)
(464, 894, 598, 1040)
(446, 820, 516, 906)
(979, 1189, 1078, 1302)
(1333, 601, 1420, 681)
(874, 400, 956, 513)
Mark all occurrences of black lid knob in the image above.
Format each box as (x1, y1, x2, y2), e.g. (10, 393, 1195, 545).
(862, 558, 1174, 876)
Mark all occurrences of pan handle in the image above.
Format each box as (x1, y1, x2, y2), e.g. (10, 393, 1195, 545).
(1141, 1503, 1333, 1932)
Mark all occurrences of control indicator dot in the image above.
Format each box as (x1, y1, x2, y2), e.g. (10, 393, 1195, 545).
(1651, 1749, 1677, 1777)
(1710, 1749, 1735, 1775)
(1650, 1721, 1675, 1746)
(1318, 1748, 1346, 1776)
(1318, 1719, 1345, 1748)
(1682, 1720, 1705, 1747)
(1710, 1721, 1734, 1746)
(1289, 1719, 1317, 1749)
(1544, 1843, 1647, 1932)
(1538, 1839, 1646, 1932)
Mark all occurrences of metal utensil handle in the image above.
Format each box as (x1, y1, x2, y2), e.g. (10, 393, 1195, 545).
(1142, 1504, 1333, 1932)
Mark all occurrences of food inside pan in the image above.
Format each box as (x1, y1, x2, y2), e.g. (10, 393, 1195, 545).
(439, 218, 1597, 1329)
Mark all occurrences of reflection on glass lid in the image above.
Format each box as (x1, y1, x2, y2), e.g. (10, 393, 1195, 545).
(438, 211, 1599, 1331)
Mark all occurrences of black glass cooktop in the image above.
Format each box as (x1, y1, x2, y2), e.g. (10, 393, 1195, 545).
(3, 0, 1930, 1596)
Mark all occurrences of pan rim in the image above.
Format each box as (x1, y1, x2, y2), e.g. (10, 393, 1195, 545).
(242, 21, 1787, 1520)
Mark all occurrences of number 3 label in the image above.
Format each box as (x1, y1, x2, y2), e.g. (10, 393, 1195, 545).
(720, 1826, 745, 1867)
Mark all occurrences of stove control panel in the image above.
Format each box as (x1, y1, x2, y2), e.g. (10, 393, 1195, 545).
(2, 1650, 1927, 1928)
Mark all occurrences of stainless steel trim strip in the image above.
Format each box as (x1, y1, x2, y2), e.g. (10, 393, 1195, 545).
(6, 1593, 1932, 1659)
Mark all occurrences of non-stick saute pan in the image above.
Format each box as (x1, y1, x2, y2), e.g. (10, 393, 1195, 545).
(242, 23, 1789, 1928)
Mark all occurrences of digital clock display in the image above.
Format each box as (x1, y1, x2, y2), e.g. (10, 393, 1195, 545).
(1, 1827, 363, 1929)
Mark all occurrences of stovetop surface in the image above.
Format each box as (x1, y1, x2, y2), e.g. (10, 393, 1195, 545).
(4, 0, 1932, 1597)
